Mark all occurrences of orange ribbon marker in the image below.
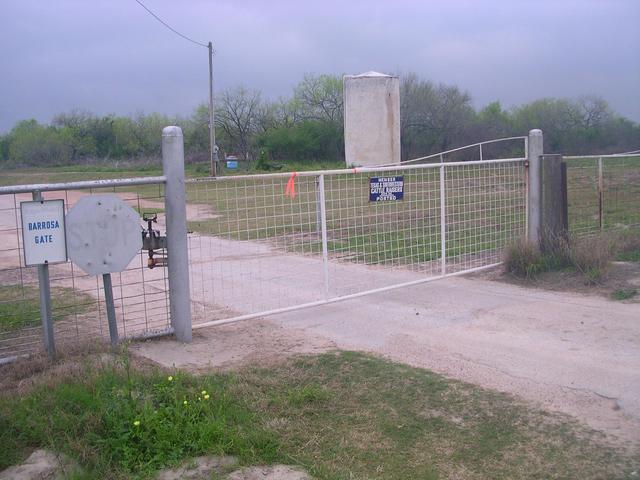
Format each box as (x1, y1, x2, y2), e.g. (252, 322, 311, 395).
(284, 171, 298, 199)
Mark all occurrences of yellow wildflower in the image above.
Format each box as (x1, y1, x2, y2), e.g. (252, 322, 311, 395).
(204, 394, 210, 400)
(183, 400, 188, 406)
(133, 420, 141, 427)
(201, 390, 207, 395)
(167, 376, 173, 382)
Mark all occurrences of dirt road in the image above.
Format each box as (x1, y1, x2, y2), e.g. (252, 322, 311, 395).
(136, 274, 640, 449)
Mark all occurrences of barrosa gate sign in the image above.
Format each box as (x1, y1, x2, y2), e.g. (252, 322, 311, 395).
(20, 199, 67, 266)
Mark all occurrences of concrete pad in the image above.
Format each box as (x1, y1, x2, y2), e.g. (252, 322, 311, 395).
(226, 465, 311, 480)
(0, 449, 80, 480)
(156, 455, 237, 480)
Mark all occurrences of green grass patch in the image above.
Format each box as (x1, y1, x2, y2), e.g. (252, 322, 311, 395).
(0, 285, 93, 331)
(1, 351, 634, 479)
(617, 250, 640, 262)
(611, 288, 638, 301)
(133, 206, 164, 216)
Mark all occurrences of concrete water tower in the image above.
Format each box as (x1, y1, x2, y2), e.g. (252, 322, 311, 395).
(343, 71, 400, 167)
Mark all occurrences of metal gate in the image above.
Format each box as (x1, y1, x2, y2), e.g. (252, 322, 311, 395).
(186, 146, 528, 329)
(1, 131, 535, 360)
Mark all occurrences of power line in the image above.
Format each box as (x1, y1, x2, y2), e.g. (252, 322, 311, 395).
(133, 0, 208, 48)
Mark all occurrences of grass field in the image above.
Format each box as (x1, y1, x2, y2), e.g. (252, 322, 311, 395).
(187, 163, 527, 269)
(1, 350, 634, 479)
(3, 157, 638, 274)
(0, 284, 94, 332)
(565, 156, 640, 234)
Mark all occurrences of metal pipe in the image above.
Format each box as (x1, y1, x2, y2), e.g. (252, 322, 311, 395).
(380, 136, 529, 166)
(187, 158, 527, 183)
(162, 126, 192, 342)
(192, 262, 503, 330)
(318, 174, 330, 299)
(0, 176, 166, 195)
(563, 153, 640, 160)
(440, 164, 446, 275)
(598, 157, 604, 230)
(527, 129, 544, 246)
(102, 273, 119, 347)
(315, 176, 322, 235)
(33, 190, 55, 359)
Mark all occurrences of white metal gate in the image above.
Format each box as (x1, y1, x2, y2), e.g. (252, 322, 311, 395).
(186, 151, 528, 329)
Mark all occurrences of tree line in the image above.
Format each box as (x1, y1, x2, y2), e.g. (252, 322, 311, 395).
(1, 72, 638, 167)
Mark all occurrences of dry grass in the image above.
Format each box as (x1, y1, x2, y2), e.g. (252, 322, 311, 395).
(569, 234, 614, 283)
(504, 232, 620, 283)
(2, 350, 637, 479)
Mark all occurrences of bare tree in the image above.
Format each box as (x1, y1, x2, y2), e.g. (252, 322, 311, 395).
(400, 73, 474, 159)
(568, 95, 613, 130)
(216, 87, 262, 160)
(293, 74, 343, 125)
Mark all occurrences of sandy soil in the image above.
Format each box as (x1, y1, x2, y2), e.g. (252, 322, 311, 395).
(475, 260, 640, 301)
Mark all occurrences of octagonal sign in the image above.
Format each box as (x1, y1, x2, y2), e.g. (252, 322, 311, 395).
(66, 195, 142, 276)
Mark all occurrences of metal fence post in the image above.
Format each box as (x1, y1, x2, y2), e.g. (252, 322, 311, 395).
(315, 176, 322, 236)
(527, 129, 544, 247)
(32, 190, 56, 359)
(318, 174, 330, 299)
(440, 164, 446, 275)
(597, 157, 604, 230)
(162, 126, 192, 342)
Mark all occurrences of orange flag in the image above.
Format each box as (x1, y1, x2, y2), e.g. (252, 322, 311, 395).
(284, 172, 298, 199)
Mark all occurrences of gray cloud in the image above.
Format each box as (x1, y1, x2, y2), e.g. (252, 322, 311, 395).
(1, 0, 638, 133)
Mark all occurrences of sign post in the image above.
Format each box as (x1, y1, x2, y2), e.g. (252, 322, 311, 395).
(20, 192, 68, 359)
(65, 195, 143, 348)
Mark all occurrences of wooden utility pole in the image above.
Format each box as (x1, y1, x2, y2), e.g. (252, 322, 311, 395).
(208, 41, 218, 177)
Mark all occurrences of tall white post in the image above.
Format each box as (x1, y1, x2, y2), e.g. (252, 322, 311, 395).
(527, 129, 544, 247)
(162, 126, 192, 342)
(318, 174, 330, 299)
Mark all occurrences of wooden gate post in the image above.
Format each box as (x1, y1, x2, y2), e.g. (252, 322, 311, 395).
(541, 154, 568, 250)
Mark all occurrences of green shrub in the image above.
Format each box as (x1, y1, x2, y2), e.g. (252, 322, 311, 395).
(611, 289, 637, 301)
(0, 356, 278, 476)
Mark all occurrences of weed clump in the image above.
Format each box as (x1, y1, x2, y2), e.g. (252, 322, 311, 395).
(569, 234, 613, 283)
(504, 232, 617, 283)
(615, 229, 640, 262)
(504, 238, 545, 278)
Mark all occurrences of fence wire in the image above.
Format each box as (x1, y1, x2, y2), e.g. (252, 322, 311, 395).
(186, 159, 526, 325)
(0, 184, 170, 361)
(565, 155, 640, 235)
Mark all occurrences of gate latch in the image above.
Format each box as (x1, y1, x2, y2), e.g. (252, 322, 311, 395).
(141, 213, 167, 269)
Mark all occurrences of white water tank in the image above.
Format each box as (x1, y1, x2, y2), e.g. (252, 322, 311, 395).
(343, 71, 400, 167)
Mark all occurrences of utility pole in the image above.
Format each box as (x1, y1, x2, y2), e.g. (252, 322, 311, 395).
(208, 41, 218, 177)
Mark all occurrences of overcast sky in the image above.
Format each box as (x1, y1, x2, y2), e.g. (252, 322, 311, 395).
(1, 0, 639, 133)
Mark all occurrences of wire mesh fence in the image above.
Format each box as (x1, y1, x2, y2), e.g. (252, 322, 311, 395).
(565, 155, 640, 235)
(0, 183, 170, 361)
(186, 159, 527, 326)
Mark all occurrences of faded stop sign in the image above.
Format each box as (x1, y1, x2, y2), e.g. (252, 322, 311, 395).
(65, 195, 142, 276)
